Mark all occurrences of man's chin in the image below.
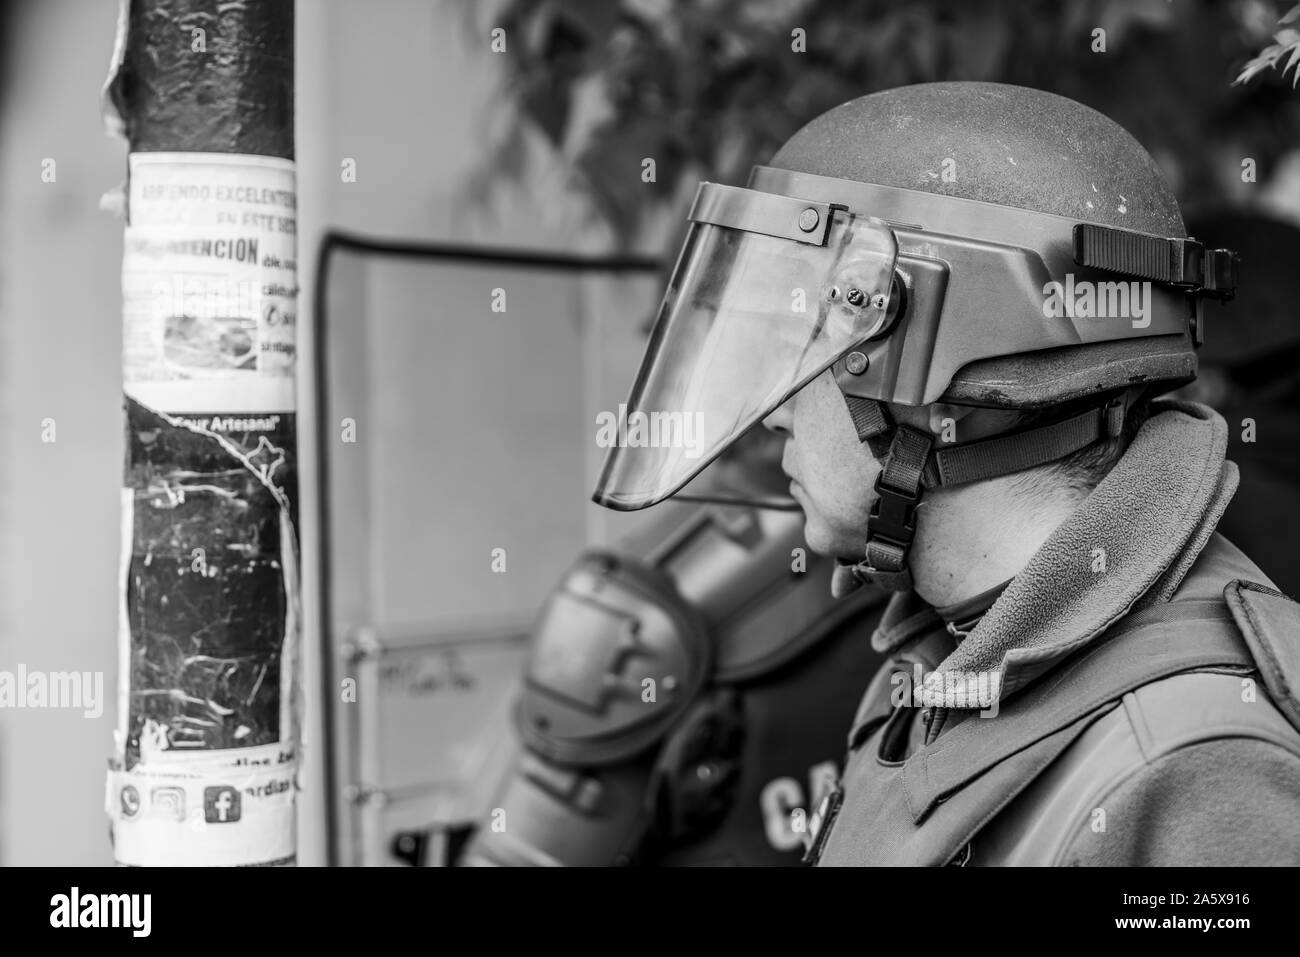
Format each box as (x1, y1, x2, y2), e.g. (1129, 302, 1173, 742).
(799, 512, 838, 557)
(800, 514, 868, 562)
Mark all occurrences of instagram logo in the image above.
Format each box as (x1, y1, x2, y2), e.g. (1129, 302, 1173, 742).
(150, 786, 186, 822)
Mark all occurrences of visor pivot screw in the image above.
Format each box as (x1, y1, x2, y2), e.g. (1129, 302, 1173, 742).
(870, 292, 888, 310)
(846, 287, 866, 307)
(846, 351, 870, 375)
(798, 207, 820, 233)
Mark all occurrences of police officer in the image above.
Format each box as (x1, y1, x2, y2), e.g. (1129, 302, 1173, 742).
(461, 439, 888, 866)
(591, 82, 1300, 866)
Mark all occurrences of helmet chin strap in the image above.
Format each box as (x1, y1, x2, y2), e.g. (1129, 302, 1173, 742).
(831, 392, 1127, 596)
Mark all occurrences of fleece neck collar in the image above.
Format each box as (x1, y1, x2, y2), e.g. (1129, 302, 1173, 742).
(874, 400, 1237, 709)
(933, 578, 1013, 640)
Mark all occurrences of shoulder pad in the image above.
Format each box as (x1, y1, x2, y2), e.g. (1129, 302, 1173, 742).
(516, 550, 712, 766)
(1226, 579, 1300, 735)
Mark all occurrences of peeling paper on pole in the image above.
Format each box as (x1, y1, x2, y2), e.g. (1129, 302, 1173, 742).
(99, 0, 129, 140)
(110, 152, 301, 866)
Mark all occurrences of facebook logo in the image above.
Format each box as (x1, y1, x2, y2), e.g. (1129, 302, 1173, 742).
(204, 786, 241, 824)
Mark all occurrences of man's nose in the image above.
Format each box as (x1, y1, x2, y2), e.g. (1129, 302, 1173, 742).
(762, 399, 793, 435)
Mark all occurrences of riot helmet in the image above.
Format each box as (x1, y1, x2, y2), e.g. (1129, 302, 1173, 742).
(594, 83, 1237, 591)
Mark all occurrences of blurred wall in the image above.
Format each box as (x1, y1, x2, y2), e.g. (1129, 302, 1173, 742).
(0, 0, 127, 867)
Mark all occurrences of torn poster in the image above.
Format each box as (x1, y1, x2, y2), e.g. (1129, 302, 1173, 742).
(110, 153, 300, 866)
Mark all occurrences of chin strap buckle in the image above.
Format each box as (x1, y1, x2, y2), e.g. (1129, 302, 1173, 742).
(848, 425, 933, 593)
(868, 473, 921, 546)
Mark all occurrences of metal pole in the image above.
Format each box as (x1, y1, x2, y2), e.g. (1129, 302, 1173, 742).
(104, 0, 299, 866)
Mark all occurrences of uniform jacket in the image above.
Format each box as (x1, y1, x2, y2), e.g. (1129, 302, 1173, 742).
(814, 401, 1300, 866)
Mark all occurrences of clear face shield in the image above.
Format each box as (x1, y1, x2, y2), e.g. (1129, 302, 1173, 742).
(671, 423, 800, 511)
(595, 169, 1228, 513)
(593, 183, 899, 511)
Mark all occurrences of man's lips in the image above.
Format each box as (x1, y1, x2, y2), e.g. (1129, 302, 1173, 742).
(781, 444, 801, 491)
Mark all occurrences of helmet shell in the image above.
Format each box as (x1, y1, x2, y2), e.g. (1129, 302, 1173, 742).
(769, 82, 1195, 408)
(772, 82, 1184, 235)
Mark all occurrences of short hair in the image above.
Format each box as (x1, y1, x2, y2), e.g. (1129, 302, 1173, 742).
(1005, 392, 1151, 500)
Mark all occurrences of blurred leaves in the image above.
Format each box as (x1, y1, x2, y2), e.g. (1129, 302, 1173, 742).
(1236, 3, 1300, 86)
(481, 0, 1300, 246)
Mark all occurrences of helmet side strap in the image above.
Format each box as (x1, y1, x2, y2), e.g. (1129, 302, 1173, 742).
(836, 393, 1128, 593)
